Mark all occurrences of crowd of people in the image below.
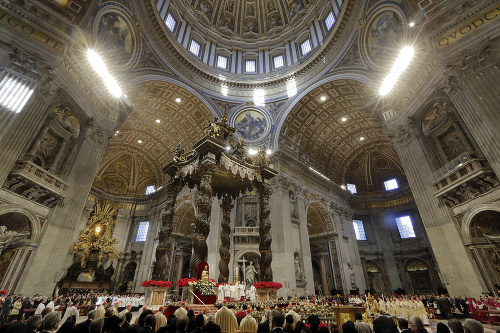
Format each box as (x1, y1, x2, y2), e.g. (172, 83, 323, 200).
(0, 291, 497, 333)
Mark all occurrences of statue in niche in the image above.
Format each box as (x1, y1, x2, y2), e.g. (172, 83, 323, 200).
(246, 261, 257, 284)
(348, 263, 356, 287)
(103, 264, 115, 282)
(0, 225, 28, 244)
(290, 191, 298, 219)
(294, 253, 305, 281)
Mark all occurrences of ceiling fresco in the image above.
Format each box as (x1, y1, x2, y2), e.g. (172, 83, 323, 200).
(93, 80, 214, 196)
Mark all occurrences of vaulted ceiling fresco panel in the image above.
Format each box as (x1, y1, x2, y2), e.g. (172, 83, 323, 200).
(94, 81, 213, 196)
(280, 79, 407, 194)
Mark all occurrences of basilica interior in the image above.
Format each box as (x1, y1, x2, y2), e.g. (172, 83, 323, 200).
(0, 0, 499, 299)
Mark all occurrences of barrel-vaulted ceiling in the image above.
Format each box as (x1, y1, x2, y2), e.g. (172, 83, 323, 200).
(93, 81, 214, 197)
(279, 79, 407, 195)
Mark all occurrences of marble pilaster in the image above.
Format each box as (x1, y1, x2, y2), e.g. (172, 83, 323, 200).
(16, 121, 110, 296)
(391, 125, 486, 296)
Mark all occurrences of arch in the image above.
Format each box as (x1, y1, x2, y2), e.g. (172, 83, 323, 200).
(173, 201, 196, 236)
(404, 258, 428, 271)
(272, 72, 374, 149)
(0, 205, 41, 244)
(234, 249, 261, 261)
(306, 201, 334, 236)
(462, 204, 500, 245)
(365, 260, 380, 273)
(127, 75, 220, 118)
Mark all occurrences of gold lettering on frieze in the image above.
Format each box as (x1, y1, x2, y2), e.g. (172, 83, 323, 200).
(0, 9, 65, 51)
(61, 57, 118, 121)
(436, 4, 500, 48)
(364, 195, 414, 209)
(404, 56, 439, 103)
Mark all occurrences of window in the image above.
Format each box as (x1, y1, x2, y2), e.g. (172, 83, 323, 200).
(0, 75, 35, 113)
(353, 220, 366, 241)
(135, 221, 150, 242)
(396, 216, 416, 238)
(301, 40, 312, 56)
(145, 185, 156, 195)
(245, 60, 256, 73)
(165, 13, 176, 32)
(384, 178, 399, 191)
(216, 55, 228, 69)
(347, 183, 357, 194)
(273, 55, 284, 69)
(189, 40, 200, 56)
(325, 12, 335, 30)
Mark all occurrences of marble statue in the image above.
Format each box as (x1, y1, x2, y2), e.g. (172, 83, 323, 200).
(290, 192, 298, 219)
(0, 225, 29, 255)
(294, 254, 305, 281)
(246, 261, 257, 284)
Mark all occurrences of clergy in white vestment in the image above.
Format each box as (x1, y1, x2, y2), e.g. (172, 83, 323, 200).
(239, 308, 258, 333)
(249, 285, 257, 302)
(230, 285, 236, 301)
(224, 284, 231, 301)
(218, 284, 225, 303)
(60, 305, 79, 326)
(239, 282, 245, 301)
(215, 300, 238, 333)
(34, 301, 45, 315)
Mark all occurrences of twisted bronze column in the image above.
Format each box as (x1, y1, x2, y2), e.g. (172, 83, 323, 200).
(257, 182, 273, 281)
(189, 164, 214, 275)
(152, 178, 181, 280)
(218, 194, 233, 283)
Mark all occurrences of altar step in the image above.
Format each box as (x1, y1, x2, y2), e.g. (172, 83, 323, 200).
(188, 304, 219, 315)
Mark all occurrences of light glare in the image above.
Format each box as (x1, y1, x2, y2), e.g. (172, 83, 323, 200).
(248, 148, 258, 155)
(175, 98, 181, 103)
(320, 96, 326, 101)
(156, 119, 161, 123)
(86, 49, 122, 97)
(379, 46, 414, 96)
(341, 117, 347, 122)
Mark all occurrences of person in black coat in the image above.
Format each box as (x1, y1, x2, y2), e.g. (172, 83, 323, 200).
(141, 314, 156, 333)
(188, 314, 205, 333)
(0, 296, 12, 324)
(437, 296, 452, 320)
(202, 314, 221, 333)
(186, 309, 196, 333)
(269, 309, 285, 333)
(257, 309, 271, 333)
(398, 318, 411, 333)
(75, 310, 94, 333)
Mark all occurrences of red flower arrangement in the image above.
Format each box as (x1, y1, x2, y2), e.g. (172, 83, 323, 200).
(176, 278, 198, 287)
(140, 280, 173, 288)
(235, 311, 246, 319)
(305, 323, 328, 329)
(253, 281, 283, 289)
(0, 290, 6, 294)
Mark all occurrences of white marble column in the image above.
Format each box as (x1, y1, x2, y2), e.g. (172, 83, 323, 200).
(269, 176, 296, 297)
(135, 207, 162, 292)
(297, 189, 315, 296)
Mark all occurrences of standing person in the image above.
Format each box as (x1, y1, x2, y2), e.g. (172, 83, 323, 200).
(437, 296, 452, 320)
(257, 309, 271, 333)
(75, 310, 94, 333)
(409, 316, 427, 333)
(9, 297, 22, 322)
(202, 313, 222, 333)
(353, 312, 372, 333)
(240, 309, 258, 333)
(269, 309, 285, 333)
(398, 318, 411, 333)
(42, 312, 61, 332)
(0, 295, 12, 324)
(215, 300, 238, 333)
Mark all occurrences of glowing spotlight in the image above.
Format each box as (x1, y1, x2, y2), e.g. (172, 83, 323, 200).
(320, 96, 326, 101)
(86, 49, 122, 97)
(156, 119, 161, 123)
(360, 137, 365, 141)
(379, 46, 414, 96)
(137, 139, 143, 144)
(341, 185, 346, 190)
(266, 149, 272, 155)
(409, 22, 415, 27)
(254, 89, 265, 106)
(226, 146, 231, 151)
(175, 98, 181, 103)
(341, 117, 347, 122)
(248, 148, 258, 155)
(116, 130, 119, 133)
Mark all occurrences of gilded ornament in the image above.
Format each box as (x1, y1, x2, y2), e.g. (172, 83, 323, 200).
(69, 201, 120, 268)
